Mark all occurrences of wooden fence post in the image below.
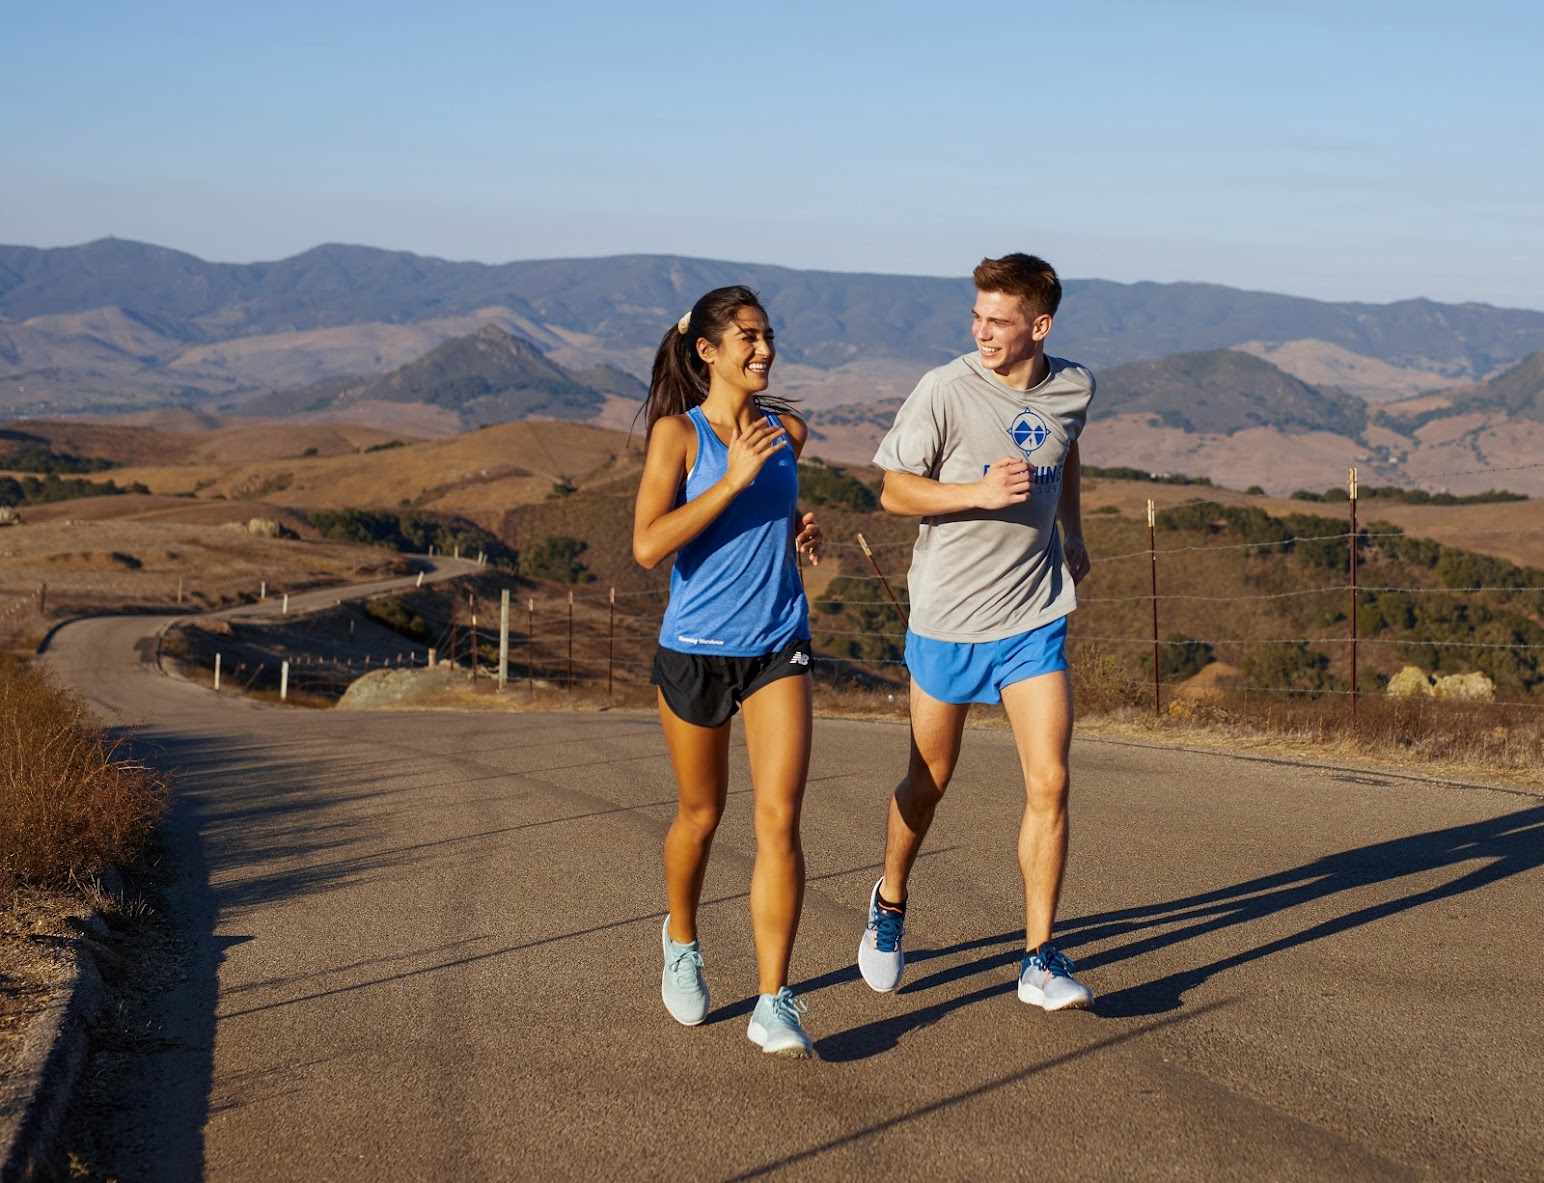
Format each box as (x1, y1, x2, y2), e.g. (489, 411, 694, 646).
(856, 533, 908, 627)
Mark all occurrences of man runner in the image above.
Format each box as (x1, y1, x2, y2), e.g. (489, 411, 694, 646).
(857, 252, 1097, 1011)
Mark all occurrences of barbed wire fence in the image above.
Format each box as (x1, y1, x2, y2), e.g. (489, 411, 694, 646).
(195, 457, 1544, 724)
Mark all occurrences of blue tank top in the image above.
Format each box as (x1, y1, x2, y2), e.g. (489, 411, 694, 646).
(658, 406, 810, 656)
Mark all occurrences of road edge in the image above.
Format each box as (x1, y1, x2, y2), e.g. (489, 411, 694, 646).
(0, 941, 105, 1183)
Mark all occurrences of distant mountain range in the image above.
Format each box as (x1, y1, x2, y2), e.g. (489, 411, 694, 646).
(4, 238, 1544, 495)
(6, 238, 1544, 413)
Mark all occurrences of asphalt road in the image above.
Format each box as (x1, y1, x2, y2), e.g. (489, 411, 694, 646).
(38, 576, 1544, 1182)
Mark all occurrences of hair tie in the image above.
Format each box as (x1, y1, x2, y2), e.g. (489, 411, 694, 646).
(676, 313, 691, 335)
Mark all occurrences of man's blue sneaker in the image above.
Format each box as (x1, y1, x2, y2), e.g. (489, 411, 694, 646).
(746, 987, 813, 1057)
(1017, 943, 1093, 1011)
(661, 917, 708, 1026)
(857, 879, 906, 992)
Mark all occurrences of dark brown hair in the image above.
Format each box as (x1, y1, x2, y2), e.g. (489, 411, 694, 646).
(638, 285, 799, 438)
(972, 253, 1062, 320)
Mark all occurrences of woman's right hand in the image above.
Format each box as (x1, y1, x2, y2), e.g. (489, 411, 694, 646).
(724, 418, 787, 492)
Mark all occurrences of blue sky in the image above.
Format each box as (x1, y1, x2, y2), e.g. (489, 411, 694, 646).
(6, 0, 1541, 309)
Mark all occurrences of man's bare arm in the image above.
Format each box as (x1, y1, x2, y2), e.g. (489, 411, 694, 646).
(880, 459, 1031, 517)
(1059, 441, 1090, 583)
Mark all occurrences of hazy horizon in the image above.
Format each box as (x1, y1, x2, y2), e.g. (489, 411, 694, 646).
(8, 2, 1541, 311)
(9, 234, 1543, 316)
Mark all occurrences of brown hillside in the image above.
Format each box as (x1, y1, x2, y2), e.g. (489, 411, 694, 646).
(1, 418, 415, 466)
(44, 420, 644, 520)
(0, 516, 408, 658)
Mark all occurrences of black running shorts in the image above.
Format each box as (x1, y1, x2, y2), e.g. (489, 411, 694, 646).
(650, 637, 812, 728)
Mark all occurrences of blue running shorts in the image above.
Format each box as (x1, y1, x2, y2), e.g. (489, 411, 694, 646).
(905, 615, 1069, 705)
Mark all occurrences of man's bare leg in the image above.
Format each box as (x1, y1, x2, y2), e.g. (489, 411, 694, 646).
(999, 669, 1075, 950)
(880, 678, 971, 903)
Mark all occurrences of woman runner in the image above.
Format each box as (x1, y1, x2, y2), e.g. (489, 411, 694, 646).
(632, 285, 823, 1057)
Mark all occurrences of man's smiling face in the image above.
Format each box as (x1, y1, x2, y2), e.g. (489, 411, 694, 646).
(971, 290, 1051, 384)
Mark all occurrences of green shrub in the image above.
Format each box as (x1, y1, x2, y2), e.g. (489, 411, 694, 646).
(0, 446, 116, 474)
(522, 535, 595, 583)
(799, 461, 879, 511)
(812, 574, 908, 665)
(1142, 634, 1214, 682)
(364, 597, 430, 642)
(0, 473, 150, 506)
(1245, 641, 1339, 694)
(306, 508, 516, 566)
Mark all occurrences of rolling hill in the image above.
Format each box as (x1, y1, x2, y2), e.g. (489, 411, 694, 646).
(242, 324, 642, 426)
(1093, 349, 1369, 437)
(1378, 350, 1544, 427)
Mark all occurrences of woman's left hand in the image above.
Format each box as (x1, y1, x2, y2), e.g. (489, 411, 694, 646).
(796, 511, 823, 566)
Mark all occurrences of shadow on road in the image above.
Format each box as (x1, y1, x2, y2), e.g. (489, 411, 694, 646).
(848, 804, 1544, 1041)
(1072, 803, 1544, 1017)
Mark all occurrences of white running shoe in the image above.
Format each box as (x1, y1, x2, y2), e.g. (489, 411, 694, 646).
(746, 987, 813, 1057)
(1017, 943, 1093, 1011)
(857, 879, 906, 992)
(661, 917, 708, 1026)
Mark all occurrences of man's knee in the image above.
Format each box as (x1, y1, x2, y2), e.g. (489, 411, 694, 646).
(1023, 764, 1069, 812)
(904, 748, 955, 799)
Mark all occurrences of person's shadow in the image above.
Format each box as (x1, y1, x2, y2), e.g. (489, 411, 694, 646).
(815, 803, 1544, 1058)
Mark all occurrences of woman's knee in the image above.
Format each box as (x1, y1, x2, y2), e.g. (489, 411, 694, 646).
(674, 798, 725, 840)
(753, 795, 803, 844)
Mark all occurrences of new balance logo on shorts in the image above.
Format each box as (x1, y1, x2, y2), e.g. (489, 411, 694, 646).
(789, 650, 810, 666)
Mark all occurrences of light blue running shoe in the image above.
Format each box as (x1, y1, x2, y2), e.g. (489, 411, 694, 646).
(857, 879, 906, 992)
(746, 987, 813, 1057)
(661, 917, 708, 1026)
(1018, 943, 1093, 1011)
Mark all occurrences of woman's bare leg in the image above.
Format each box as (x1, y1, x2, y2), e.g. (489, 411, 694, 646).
(739, 673, 812, 994)
(657, 690, 730, 943)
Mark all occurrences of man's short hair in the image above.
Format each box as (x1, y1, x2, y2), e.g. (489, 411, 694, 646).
(973, 254, 1062, 320)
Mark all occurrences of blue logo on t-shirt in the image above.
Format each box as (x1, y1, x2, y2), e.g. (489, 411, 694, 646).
(1010, 410, 1051, 457)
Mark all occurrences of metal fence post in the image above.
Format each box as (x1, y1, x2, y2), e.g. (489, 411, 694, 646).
(1349, 466, 1359, 730)
(1149, 499, 1160, 717)
(499, 589, 510, 691)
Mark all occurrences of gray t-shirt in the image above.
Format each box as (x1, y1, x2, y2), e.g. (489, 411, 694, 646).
(872, 352, 1095, 643)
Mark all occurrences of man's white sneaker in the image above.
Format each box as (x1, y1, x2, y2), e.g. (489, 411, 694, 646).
(1017, 943, 1093, 1011)
(857, 879, 906, 992)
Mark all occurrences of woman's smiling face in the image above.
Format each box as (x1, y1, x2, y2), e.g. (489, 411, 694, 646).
(699, 306, 775, 394)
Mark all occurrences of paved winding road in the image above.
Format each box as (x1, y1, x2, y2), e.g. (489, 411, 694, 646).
(39, 571, 1544, 1182)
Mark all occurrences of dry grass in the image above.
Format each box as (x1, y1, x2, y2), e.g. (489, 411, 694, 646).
(1072, 700, 1539, 791)
(0, 659, 170, 897)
